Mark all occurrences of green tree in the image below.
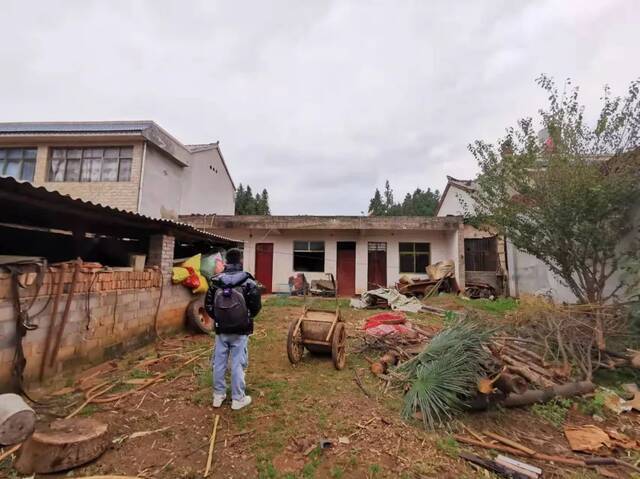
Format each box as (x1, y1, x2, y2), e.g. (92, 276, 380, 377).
(383, 180, 394, 214)
(368, 183, 440, 216)
(235, 184, 271, 215)
(469, 75, 640, 307)
(368, 188, 386, 215)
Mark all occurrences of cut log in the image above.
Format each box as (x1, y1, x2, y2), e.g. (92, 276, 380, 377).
(14, 417, 108, 474)
(467, 381, 596, 410)
(0, 394, 36, 445)
(494, 373, 528, 395)
(503, 381, 596, 408)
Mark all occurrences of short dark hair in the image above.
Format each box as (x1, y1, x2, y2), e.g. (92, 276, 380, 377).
(225, 248, 243, 265)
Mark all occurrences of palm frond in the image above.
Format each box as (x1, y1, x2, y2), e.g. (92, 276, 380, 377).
(395, 318, 495, 429)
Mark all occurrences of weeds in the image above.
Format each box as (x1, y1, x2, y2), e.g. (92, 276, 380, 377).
(368, 463, 382, 477)
(129, 368, 153, 379)
(531, 398, 573, 427)
(578, 390, 606, 417)
(330, 465, 345, 478)
(436, 436, 460, 457)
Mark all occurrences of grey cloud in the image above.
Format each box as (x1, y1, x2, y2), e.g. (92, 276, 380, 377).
(1, 0, 638, 214)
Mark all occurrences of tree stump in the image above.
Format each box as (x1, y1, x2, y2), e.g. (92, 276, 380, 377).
(0, 393, 36, 445)
(14, 417, 109, 474)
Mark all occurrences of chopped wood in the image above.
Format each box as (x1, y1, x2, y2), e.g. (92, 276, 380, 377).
(482, 431, 536, 456)
(495, 455, 542, 479)
(204, 414, 220, 477)
(15, 418, 109, 474)
(459, 451, 531, 479)
(494, 373, 528, 395)
(0, 393, 36, 445)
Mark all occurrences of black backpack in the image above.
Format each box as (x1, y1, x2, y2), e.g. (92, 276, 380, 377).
(213, 285, 250, 334)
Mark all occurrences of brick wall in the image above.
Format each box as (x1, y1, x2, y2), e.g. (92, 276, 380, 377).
(0, 265, 195, 391)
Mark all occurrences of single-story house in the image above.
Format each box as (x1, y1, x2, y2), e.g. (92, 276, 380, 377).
(182, 215, 465, 296)
(0, 121, 236, 218)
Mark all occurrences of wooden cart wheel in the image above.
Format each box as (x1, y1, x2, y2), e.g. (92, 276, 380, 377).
(287, 319, 304, 364)
(331, 323, 347, 370)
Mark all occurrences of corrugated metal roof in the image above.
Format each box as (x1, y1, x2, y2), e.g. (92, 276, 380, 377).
(0, 176, 239, 244)
(0, 121, 155, 134)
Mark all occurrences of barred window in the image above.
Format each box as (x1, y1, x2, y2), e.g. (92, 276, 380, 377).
(0, 148, 37, 181)
(48, 146, 133, 182)
(399, 242, 430, 273)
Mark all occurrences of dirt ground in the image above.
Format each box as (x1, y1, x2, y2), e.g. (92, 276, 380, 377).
(3, 295, 640, 478)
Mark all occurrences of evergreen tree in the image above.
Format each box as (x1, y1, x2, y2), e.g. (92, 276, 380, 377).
(383, 180, 394, 214)
(367, 182, 440, 217)
(234, 184, 272, 215)
(368, 188, 385, 215)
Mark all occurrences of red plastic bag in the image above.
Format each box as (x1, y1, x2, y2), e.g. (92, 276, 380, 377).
(182, 266, 200, 289)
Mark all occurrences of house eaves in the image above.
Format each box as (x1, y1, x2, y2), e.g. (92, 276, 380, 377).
(185, 142, 236, 190)
(0, 121, 192, 167)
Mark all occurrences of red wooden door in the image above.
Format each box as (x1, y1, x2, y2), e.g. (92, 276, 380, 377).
(367, 242, 387, 290)
(336, 242, 356, 297)
(255, 243, 273, 293)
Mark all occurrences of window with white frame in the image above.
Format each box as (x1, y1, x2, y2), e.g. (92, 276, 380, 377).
(399, 242, 430, 273)
(0, 148, 37, 181)
(48, 146, 133, 182)
(293, 240, 325, 272)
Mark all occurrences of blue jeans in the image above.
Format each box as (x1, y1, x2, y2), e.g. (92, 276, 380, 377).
(213, 334, 249, 401)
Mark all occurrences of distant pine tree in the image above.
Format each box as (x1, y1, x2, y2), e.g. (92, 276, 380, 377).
(234, 184, 272, 215)
(367, 181, 440, 217)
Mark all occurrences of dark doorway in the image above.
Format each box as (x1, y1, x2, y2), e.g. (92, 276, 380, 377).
(255, 243, 274, 293)
(336, 241, 356, 297)
(465, 237, 498, 271)
(367, 242, 387, 290)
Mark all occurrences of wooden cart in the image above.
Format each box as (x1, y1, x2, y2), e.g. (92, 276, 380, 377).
(286, 296, 346, 370)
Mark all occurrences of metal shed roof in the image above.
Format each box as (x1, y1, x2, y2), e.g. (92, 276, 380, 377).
(0, 176, 239, 245)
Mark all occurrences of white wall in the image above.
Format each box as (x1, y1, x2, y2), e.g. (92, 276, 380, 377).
(223, 228, 460, 294)
(139, 144, 184, 219)
(507, 202, 640, 303)
(438, 186, 475, 216)
(180, 147, 235, 215)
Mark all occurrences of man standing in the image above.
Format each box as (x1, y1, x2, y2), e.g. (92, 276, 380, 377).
(205, 248, 261, 410)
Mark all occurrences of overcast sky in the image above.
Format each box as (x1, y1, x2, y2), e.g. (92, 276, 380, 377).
(1, 1, 638, 214)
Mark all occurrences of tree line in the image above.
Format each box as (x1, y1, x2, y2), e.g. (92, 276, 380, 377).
(235, 184, 271, 215)
(368, 180, 440, 216)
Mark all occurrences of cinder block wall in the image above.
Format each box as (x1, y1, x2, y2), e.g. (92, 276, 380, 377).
(0, 233, 199, 391)
(0, 268, 195, 390)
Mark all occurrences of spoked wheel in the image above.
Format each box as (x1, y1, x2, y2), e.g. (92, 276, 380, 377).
(287, 319, 304, 364)
(331, 323, 347, 370)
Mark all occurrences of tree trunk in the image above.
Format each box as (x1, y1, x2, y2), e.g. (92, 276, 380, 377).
(14, 418, 108, 474)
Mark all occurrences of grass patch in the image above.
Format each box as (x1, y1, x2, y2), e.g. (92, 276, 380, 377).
(264, 296, 349, 310)
(129, 368, 153, 379)
(435, 436, 459, 457)
(78, 403, 102, 416)
(531, 398, 572, 427)
(468, 297, 519, 315)
(578, 390, 606, 417)
(593, 367, 640, 393)
(302, 447, 322, 478)
(196, 366, 213, 389)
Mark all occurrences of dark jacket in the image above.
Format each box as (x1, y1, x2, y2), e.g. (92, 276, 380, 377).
(204, 263, 262, 335)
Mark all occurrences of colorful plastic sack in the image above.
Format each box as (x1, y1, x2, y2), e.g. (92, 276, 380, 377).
(182, 266, 200, 289)
(182, 254, 202, 271)
(172, 266, 190, 284)
(201, 253, 224, 278)
(192, 272, 209, 294)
